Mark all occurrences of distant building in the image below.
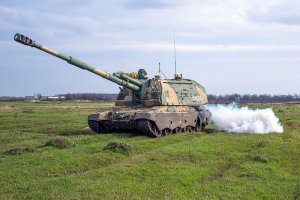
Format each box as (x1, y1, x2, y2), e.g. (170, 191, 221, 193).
(25, 96, 39, 101)
(24, 94, 65, 101)
(46, 96, 66, 101)
(47, 96, 59, 100)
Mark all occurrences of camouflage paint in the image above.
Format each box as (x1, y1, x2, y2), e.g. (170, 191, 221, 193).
(161, 81, 180, 105)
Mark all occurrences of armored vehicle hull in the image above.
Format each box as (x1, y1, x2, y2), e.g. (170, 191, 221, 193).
(88, 105, 211, 137)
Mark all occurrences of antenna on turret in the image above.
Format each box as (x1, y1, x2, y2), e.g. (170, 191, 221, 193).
(173, 32, 182, 80)
(158, 62, 167, 79)
(174, 31, 177, 78)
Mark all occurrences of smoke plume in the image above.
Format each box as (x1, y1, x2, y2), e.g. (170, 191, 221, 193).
(206, 103, 284, 134)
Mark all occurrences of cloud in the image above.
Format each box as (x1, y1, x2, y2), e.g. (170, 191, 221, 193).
(0, 5, 18, 14)
(1, 0, 300, 96)
(121, 0, 173, 9)
(54, 42, 300, 53)
(248, 0, 300, 25)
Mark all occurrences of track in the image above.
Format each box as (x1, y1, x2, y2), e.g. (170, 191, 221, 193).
(89, 119, 206, 137)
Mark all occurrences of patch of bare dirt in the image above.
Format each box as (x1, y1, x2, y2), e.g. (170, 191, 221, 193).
(0, 106, 17, 111)
(3, 147, 35, 156)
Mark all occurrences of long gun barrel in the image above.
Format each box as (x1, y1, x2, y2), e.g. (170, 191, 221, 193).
(14, 33, 141, 92)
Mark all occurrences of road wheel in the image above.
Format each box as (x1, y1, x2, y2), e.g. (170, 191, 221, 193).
(173, 127, 181, 134)
(162, 128, 171, 136)
(194, 124, 202, 132)
(185, 126, 192, 132)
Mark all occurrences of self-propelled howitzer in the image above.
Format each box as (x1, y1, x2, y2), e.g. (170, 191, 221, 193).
(14, 33, 211, 137)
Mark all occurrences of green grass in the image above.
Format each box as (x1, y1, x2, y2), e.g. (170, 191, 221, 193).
(0, 101, 299, 199)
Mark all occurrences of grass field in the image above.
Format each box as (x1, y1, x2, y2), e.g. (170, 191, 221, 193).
(0, 101, 299, 199)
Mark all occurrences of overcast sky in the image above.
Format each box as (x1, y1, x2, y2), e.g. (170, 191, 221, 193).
(1, 0, 300, 96)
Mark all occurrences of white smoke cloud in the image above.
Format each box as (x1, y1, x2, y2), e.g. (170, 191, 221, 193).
(206, 103, 284, 134)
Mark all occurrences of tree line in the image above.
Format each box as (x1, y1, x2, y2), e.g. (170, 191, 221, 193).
(0, 93, 299, 103)
(63, 93, 118, 101)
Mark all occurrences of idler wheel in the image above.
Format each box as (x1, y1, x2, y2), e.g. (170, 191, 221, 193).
(137, 120, 162, 137)
(148, 121, 162, 137)
(97, 124, 109, 134)
(88, 121, 109, 134)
